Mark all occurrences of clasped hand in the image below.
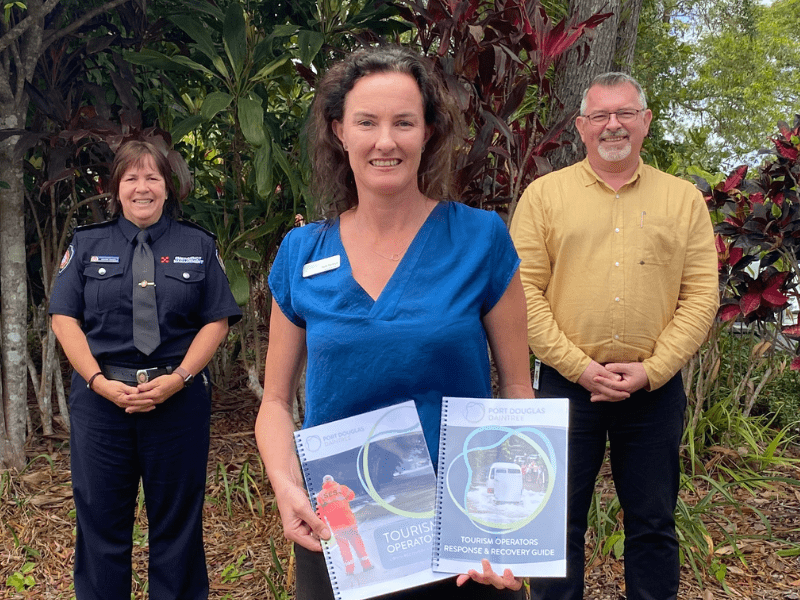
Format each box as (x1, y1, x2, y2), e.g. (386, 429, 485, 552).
(276, 484, 522, 591)
(579, 360, 650, 402)
(94, 373, 184, 413)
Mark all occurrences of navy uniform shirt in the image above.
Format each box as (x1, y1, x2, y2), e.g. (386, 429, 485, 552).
(49, 214, 242, 366)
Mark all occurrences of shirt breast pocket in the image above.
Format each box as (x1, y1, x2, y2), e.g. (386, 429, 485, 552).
(637, 215, 677, 266)
(163, 266, 205, 312)
(83, 263, 124, 313)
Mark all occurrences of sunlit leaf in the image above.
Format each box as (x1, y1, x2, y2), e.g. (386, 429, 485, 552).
(781, 324, 800, 340)
(718, 304, 741, 322)
(762, 287, 788, 307)
(720, 165, 747, 193)
(251, 55, 291, 84)
(740, 292, 761, 316)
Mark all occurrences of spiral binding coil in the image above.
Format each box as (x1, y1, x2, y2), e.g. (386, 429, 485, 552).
(294, 431, 342, 599)
(431, 397, 450, 569)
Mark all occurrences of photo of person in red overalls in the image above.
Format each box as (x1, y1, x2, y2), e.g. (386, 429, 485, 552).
(316, 475, 374, 575)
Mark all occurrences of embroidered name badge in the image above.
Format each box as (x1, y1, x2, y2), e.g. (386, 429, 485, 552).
(302, 255, 340, 278)
(90, 255, 120, 263)
(58, 245, 74, 274)
(174, 256, 204, 264)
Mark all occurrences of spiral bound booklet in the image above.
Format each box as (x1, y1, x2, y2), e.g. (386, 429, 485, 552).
(432, 397, 569, 577)
(294, 400, 450, 600)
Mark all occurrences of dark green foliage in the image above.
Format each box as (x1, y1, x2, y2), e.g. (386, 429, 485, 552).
(395, 0, 609, 212)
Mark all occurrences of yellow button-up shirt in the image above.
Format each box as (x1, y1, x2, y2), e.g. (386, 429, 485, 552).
(510, 158, 719, 390)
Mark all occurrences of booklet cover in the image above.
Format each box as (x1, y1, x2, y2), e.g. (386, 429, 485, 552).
(432, 397, 569, 577)
(294, 400, 450, 600)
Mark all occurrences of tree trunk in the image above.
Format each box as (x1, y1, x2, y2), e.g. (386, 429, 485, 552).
(548, 0, 643, 171)
(612, 0, 643, 72)
(0, 108, 29, 470)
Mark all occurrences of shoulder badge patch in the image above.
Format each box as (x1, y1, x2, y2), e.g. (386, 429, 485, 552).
(58, 245, 74, 274)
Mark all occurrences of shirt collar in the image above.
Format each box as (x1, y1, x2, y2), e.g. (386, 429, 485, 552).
(578, 157, 645, 191)
(118, 213, 170, 244)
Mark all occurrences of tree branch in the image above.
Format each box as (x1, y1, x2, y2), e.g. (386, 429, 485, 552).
(42, 0, 132, 51)
(0, 0, 60, 54)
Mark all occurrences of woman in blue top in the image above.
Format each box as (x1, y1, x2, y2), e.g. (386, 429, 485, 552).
(255, 46, 534, 599)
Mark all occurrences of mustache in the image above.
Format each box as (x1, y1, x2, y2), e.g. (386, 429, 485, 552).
(600, 128, 630, 140)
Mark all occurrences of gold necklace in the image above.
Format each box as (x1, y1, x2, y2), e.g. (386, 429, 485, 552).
(368, 244, 407, 262)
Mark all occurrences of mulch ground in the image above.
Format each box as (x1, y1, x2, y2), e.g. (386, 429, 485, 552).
(2, 390, 799, 600)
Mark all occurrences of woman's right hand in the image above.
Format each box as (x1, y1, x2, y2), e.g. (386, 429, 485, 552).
(275, 483, 331, 552)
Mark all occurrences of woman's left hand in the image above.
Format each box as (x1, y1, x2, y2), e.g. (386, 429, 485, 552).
(124, 373, 185, 413)
(456, 559, 523, 590)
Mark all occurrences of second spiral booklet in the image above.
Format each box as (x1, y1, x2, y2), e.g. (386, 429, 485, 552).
(294, 400, 450, 600)
(432, 397, 569, 577)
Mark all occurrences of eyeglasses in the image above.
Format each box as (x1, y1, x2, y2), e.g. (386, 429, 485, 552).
(582, 109, 643, 125)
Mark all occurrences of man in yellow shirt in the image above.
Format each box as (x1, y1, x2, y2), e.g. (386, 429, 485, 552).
(510, 73, 719, 600)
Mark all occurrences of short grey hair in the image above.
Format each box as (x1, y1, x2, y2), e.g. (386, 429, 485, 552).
(580, 72, 647, 115)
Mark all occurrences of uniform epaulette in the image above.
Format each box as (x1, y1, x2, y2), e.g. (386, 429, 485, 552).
(178, 219, 217, 240)
(74, 217, 118, 232)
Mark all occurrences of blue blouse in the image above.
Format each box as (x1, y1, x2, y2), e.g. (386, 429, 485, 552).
(269, 201, 520, 464)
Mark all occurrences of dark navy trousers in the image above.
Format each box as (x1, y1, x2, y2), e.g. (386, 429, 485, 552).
(69, 369, 211, 600)
(531, 364, 686, 600)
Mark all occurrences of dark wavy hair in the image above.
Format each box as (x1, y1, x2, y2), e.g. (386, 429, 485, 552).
(308, 46, 464, 218)
(107, 140, 180, 219)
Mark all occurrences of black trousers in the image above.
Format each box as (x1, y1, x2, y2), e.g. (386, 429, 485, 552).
(295, 544, 526, 600)
(531, 364, 686, 600)
(69, 369, 211, 600)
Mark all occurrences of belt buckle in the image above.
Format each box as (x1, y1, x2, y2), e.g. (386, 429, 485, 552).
(136, 369, 149, 384)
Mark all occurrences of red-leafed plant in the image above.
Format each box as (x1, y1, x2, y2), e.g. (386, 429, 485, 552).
(695, 114, 800, 370)
(393, 0, 610, 217)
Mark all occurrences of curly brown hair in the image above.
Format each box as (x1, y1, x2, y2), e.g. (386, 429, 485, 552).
(308, 46, 464, 218)
(107, 140, 180, 219)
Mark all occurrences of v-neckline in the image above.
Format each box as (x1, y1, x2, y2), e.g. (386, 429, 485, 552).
(335, 202, 445, 317)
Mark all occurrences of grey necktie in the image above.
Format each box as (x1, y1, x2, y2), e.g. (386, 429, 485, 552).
(132, 230, 161, 355)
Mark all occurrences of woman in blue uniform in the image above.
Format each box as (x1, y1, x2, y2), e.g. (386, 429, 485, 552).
(255, 47, 534, 599)
(49, 140, 241, 600)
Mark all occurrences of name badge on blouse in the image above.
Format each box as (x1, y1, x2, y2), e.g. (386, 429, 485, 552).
(302, 255, 340, 278)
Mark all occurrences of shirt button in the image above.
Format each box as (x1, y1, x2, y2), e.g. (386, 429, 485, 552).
(615, 227, 620, 233)
(98, 268, 106, 275)
(615, 261, 620, 267)
(183, 272, 191, 279)
(615, 297, 620, 302)
(615, 194, 620, 199)
(615, 334, 620, 339)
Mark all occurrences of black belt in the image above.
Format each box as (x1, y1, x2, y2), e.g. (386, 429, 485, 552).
(102, 363, 178, 385)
